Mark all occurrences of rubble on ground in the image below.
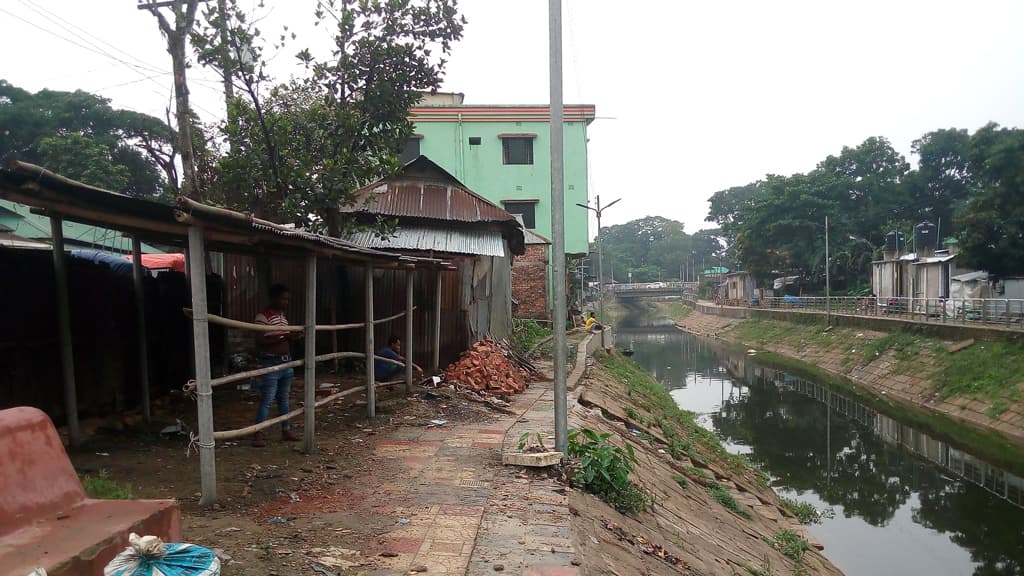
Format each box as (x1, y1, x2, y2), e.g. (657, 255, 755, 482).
(442, 339, 545, 398)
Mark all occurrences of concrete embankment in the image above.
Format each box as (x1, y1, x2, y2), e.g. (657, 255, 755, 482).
(566, 353, 843, 576)
(674, 307, 1024, 466)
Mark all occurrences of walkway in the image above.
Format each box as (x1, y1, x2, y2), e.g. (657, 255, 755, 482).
(369, 380, 578, 575)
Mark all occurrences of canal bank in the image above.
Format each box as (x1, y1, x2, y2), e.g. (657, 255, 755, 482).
(569, 352, 843, 576)
(670, 306, 1024, 461)
(613, 324, 1024, 576)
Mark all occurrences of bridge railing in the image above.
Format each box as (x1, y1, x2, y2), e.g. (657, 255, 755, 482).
(609, 282, 688, 292)
(720, 295, 1024, 330)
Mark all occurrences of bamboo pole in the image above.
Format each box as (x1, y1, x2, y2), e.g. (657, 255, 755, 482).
(182, 307, 415, 332)
(131, 237, 152, 422)
(365, 264, 376, 418)
(432, 270, 442, 372)
(212, 378, 405, 440)
(405, 269, 414, 393)
(303, 253, 317, 454)
(204, 352, 405, 389)
(188, 225, 217, 506)
(51, 216, 81, 447)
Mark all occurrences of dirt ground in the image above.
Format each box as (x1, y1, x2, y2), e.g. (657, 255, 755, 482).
(68, 374, 498, 575)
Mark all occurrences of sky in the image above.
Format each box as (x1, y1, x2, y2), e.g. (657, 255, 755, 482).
(2, 0, 1024, 238)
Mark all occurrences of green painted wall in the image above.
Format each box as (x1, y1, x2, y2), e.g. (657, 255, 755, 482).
(412, 119, 591, 255)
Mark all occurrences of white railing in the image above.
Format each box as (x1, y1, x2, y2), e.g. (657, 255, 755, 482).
(718, 296, 1024, 330)
(610, 281, 688, 292)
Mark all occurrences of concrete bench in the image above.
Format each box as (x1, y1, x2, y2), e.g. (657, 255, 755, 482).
(0, 407, 181, 576)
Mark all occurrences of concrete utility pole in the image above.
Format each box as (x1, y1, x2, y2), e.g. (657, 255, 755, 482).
(576, 194, 621, 324)
(139, 0, 208, 199)
(549, 0, 568, 454)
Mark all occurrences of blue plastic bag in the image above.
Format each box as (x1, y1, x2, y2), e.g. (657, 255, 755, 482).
(104, 534, 220, 576)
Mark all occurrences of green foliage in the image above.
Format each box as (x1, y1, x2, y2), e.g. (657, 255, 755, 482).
(0, 80, 173, 198)
(779, 497, 832, 525)
(191, 0, 465, 231)
(510, 319, 553, 355)
(933, 340, 1024, 416)
(517, 432, 546, 451)
(860, 332, 923, 363)
(673, 475, 689, 488)
(687, 466, 711, 480)
(81, 470, 132, 500)
(623, 407, 645, 424)
(763, 529, 811, 564)
(566, 428, 653, 514)
(706, 480, 751, 519)
(592, 216, 726, 283)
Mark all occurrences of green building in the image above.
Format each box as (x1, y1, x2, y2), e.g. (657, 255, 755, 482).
(407, 93, 596, 256)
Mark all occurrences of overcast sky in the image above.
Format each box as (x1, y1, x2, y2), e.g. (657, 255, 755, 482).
(3, 0, 1023, 237)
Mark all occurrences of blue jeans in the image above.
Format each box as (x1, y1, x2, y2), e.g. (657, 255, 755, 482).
(256, 356, 294, 431)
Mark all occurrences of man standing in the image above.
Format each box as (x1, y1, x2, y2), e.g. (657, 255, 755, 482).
(375, 335, 422, 382)
(252, 284, 302, 447)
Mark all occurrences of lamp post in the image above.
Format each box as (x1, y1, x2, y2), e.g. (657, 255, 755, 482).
(576, 194, 621, 323)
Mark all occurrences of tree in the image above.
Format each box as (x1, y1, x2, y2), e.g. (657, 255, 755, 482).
(910, 128, 973, 230)
(0, 80, 175, 198)
(192, 0, 465, 232)
(957, 124, 1024, 277)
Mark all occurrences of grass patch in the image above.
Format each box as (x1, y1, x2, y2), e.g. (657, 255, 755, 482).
(933, 340, 1024, 414)
(779, 496, 833, 525)
(674, 475, 689, 488)
(860, 331, 923, 363)
(687, 466, 711, 480)
(655, 301, 692, 320)
(81, 470, 132, 499)
(567, 427, 653, 514)
(763, 529, 811, 564)
(706, 480, 751, 519)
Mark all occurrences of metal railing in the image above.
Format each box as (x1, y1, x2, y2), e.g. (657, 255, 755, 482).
(717, 296, 1024, 330)
(609, 281, 688, 292)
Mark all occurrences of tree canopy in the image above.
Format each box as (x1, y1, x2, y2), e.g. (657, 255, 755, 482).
(0, 80, 176, 198)
(706, 126, 1024, 289)
(591, 216, 726, 283)
(191, 0, 465, 233)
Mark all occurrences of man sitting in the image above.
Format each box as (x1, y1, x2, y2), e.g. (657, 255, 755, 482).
(584, 311, 605, 332)
(375, 335, 423, 381)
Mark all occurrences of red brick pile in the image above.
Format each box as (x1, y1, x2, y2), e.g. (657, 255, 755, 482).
(443, 339, 532, 398)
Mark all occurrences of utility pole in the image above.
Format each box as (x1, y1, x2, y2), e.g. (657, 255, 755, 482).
(139, 0, 207, 199)
(576, 194, 621, 324)
(825, 215, 831, 325)
(549, 0, 568, 455)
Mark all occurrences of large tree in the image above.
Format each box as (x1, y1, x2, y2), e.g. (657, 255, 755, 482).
(0, 80, 176, 198)
(191, 0, 465, 232)
(956, 123, 1024, 277)
(593, 216, 724, 283)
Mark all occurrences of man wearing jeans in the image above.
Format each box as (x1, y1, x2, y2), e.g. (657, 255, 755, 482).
(252, 284, 302, 447)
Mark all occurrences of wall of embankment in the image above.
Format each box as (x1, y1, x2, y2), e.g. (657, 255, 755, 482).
(678, 305, 1024, 470)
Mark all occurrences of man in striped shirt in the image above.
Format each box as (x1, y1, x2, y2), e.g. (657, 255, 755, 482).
(252, 283, 302, 447)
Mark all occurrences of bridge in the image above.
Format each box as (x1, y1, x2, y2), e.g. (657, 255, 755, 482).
(609, 281, 696, 300)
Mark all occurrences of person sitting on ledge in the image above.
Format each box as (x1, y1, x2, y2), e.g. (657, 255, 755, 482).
(584, 311, 605, 332)
(375, 335, 423, 382)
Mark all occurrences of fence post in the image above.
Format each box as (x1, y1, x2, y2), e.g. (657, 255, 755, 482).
(131, 236, 151, 422)
(303, 253, 317, 454)
(50, 216, 81, 447)
(187, 225, 216, 506)
(405, 269, 415, 393)
(432, 270, 442, 373)
(1006, 299, 1011, 326)
(365, 264, 376, 419)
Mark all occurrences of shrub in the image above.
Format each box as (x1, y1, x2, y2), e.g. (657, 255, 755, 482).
(763, 529, 811, 564)
(779, 496, 832, 525)
(567, 428, 653, 514)
(673, 475, 689, 488)
(81, 470, 132, 500)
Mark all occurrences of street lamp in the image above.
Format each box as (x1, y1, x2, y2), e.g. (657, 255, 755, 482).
(576, 195, 621, 324)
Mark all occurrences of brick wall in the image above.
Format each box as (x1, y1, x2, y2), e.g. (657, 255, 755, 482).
(513, 244, 549, 319)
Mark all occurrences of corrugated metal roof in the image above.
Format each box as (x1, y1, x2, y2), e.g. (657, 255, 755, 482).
(524, 229, 551, 245)
(347, 226, 506, 257)
(345, 157, 516, 224)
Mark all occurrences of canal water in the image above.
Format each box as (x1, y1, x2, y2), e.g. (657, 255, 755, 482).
(615, 323, 1024, 576)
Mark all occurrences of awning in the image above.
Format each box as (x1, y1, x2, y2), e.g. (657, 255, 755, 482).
(123, 253, 186, 272)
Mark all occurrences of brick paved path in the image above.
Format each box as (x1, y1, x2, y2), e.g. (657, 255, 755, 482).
(372, 381, 578, 575)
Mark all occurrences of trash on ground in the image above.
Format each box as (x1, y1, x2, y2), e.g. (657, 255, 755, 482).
(103, 533, 220, 576)
(428, 419, 448, 427)
(267, 516, 294, 524)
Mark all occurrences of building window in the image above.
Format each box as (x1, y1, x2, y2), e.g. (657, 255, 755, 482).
(468, 136, 481, 146)
(503, 200, 537, 229)
(399, 137, 421, 164)
(502, 137, 534, 165)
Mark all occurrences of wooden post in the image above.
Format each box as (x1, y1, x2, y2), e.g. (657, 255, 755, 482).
(188, 226, 217, 506)
(432, 270, 442, 372)
(365, 264, 376, 418)
(303, 253, 317, 454)
(51, 216, 81, 447)
(131, 237, 152, 422)
(405, 269, 415, 393)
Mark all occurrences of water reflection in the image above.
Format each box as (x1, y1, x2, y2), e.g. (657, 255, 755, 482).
(618, 329, 1024, 576)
